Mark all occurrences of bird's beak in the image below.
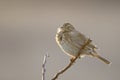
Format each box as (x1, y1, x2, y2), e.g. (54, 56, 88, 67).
(57, 27, 63, 33)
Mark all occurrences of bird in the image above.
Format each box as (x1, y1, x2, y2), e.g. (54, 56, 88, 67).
(55, 23, 110, 64)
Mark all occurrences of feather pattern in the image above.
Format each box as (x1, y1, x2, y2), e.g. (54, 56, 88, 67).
(56, 23, 110, 64)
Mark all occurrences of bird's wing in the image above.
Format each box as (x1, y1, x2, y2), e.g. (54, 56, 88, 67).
(77, 31, 97, 49)
(69, 30, 97, 49)
(68, 31, 87, 48)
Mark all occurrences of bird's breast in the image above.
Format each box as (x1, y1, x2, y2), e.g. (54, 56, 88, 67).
(56, 33, 80, 57)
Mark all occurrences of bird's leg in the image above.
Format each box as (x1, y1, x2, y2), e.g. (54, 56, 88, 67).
(70, 57, 76, 62)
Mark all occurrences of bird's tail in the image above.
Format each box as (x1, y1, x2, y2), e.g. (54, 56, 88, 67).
(90, 51, 110, 64)
(94, 54, 110, 64)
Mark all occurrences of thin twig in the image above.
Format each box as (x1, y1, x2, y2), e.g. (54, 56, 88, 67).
(52, 39, 92, 80)
(42, 53, 49, 80)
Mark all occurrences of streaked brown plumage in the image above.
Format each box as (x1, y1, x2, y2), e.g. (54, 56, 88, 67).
(56, 23, 110, 64)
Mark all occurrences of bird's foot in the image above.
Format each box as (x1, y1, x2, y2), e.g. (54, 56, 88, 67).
(70, 57, 75, 62)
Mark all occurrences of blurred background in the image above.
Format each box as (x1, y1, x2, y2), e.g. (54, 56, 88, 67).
(0, 0, 120, 80)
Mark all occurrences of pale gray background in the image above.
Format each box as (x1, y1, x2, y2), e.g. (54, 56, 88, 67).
(0, 0, 120, 80)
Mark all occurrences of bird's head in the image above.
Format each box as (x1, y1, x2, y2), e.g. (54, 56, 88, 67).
(57, 23, 75, 33)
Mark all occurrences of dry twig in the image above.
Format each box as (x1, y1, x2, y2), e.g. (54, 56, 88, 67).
(52, 39, 92, 80)
(42, 53, 49, 80)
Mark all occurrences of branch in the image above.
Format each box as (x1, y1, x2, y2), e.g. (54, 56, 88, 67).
(42, 53, 49, 80)
(52, 39, 92, 80)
